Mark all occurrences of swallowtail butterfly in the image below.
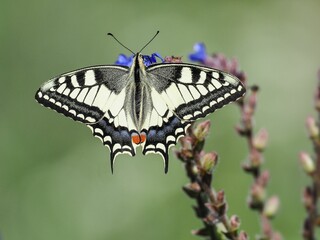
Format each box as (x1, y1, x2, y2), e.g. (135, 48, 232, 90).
(35, 34, 246, 173)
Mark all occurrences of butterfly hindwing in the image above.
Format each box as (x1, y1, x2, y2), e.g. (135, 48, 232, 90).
(87, 110, 139, 172)
(135, 87, 189, 172)
(140, 108, 190, 172)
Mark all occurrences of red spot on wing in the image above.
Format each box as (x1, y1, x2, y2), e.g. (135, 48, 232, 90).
(131, 133, 141, 144)
(131, 132, 147, 145)
(140, 132, 146, 143)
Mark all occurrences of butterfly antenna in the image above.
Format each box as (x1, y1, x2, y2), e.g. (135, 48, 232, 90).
(107, 33, 135, 54)
(139, 30, 160, 53)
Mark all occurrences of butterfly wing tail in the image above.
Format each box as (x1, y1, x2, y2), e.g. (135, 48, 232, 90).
(141, 114, 190, 173)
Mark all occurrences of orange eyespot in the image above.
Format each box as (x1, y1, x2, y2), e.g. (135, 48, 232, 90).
(131, 132, 147, 145)
(131, 133, 141, 144)
(140, 132, 146, 143)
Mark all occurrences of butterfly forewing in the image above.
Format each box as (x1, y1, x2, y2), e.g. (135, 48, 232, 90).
(35, 65, 130, 123)
(146, 63, 246, 121)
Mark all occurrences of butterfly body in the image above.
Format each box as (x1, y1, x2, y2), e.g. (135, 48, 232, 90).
(36, 52, 245, 173)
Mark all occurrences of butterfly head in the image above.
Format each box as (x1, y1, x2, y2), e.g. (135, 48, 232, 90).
(109, 31, 161, 67)
(135, 53, 147, 73)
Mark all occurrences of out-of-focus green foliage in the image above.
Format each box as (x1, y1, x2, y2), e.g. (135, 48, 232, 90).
(1, 0, 320, 239)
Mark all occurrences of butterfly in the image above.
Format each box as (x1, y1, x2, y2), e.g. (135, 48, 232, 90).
(35, 34, 246, 173)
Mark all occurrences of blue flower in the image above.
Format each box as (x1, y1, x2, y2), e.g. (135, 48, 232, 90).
(115, 53, 164, 67)
(189, 42, 207, 63)
(142, 52, 164, 66)
(115, 54, 134, 67)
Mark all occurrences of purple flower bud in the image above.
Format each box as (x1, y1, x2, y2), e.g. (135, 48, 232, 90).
(217, 190, 225, 205)
(213, 190, 227, 215)
(177, 136, 194, 160)
(272, 232, 283, 240)
(263, 196, 280, 218)
(250, 183, 266, 203)
(229, 58, 238, 75)
(164, 56, 183, 63)
(241, 109, 253, 131)
(238, 231, 249, 240)
(193, 120, 211, 141)
(303, 186, 313, 210)
(299, 152, 315, 174)
(305, 116, 319, 139)
(247, 91, 258, 113)
(203, 53, 226, 70)
(180, 136, 193, 150)
(249, 149, 263, 167)
(200, 152, 218, 173)
(230, 215, 241, 231)
(253, 128, 269, 151)
(314, 71, 320, 110)
(183, 182, 201, 198)
(257, 170, 270, 188)
(260, 215, 273, 238)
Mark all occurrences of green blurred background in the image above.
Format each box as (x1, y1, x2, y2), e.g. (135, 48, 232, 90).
(1, 0, 320, 239)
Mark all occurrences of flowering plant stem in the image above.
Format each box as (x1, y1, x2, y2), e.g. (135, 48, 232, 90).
(189, 43, 281, 239)
(176, 122, 247, 240)
(177, 44, 282, 239)
(236, 86, 281, 240)
(300, 70, 320, 239)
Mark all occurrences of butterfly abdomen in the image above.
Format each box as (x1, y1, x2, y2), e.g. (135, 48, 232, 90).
(134, 82, 142, 121)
